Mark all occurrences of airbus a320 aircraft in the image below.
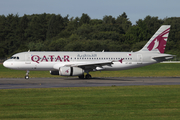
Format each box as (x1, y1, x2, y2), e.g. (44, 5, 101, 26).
(3, 25, 174, 79)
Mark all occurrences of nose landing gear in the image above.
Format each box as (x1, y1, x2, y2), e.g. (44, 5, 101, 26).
(25, 70, 29, 79)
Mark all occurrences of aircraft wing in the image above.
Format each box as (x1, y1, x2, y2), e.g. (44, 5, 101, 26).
(53, 61, 113, 71)
(70, 61, 113, 67)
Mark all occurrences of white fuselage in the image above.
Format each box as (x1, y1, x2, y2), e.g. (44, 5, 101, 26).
(3, 51, 169, 71)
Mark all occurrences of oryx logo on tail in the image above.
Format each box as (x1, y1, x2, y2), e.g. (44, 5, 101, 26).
(147, 27, 170, 53)
(152, 39, 159, 50)
(139, 25, 171, 53)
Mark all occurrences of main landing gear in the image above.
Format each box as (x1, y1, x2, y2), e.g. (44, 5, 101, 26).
(85, 74, 92, 79)
(78, 74, 92, 79)
(25, 70, 29, 79)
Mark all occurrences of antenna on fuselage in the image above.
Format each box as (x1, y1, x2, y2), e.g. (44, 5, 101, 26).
(28, 50, 30, 52)
(102, 50, 104, 52)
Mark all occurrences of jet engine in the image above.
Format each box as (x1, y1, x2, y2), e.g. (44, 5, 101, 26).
(50, 67, 84, 76)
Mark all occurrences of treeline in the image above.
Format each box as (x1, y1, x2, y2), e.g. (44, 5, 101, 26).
(0, 12, 180, 58)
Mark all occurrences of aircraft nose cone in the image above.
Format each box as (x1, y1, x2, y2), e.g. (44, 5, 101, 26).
(3, 61, 8, 67)
(3, 61, 11, 68)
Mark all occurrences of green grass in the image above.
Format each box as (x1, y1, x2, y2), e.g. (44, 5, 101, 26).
(1, 64, 180, 119)
(0, 86, 180, 119)
(0, 63, 180, 78)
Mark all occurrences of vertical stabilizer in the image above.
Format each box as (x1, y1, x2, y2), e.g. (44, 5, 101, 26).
(139, 25, 171, 53)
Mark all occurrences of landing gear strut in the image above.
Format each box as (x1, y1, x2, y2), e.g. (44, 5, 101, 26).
(25, 70, 29, 79)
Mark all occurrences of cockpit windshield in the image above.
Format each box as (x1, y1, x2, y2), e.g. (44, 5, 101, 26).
(10, 56, 19, 60)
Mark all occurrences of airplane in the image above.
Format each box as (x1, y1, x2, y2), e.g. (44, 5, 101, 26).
(3, 25, 174, 79)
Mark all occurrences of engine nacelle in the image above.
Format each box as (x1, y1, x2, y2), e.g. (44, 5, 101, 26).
(50, 67, 84, 76)
(59, 67, 84, 76)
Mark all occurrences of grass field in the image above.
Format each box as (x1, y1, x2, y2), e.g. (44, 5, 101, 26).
(1, 63, 180, 119)
(0, 85, 180, 119)
(0, 63, 180, 78)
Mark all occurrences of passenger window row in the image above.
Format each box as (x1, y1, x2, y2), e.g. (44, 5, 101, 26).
(33, 57, 132, 60)
(74, 58, 132, 60)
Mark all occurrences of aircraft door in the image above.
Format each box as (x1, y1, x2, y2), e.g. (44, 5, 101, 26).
(25, 54, 31, 64)
(137, 54, 142, 64)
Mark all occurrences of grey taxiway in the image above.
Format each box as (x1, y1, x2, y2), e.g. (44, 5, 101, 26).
(0, 77, 180, 89)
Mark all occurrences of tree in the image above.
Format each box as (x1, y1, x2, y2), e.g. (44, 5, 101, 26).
(116, 12, 132, 32)
(3, 14, 20, 55)
(26, 13, 48, 42)
(66, 17, 80, 33)
(19, 14, 29, 42)
(79, 13, 91, 25)
(103, 15, 115, 24)
(46, 14, 68, 39)
(75, 24, 92, 39)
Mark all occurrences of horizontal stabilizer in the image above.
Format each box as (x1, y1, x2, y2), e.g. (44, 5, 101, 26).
(152, 55, 175, 60)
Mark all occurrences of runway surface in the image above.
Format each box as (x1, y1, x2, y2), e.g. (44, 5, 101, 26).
(0, 77, 180, 89)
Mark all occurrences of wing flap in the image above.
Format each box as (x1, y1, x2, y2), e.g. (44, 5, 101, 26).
(70, 61, 113, 67)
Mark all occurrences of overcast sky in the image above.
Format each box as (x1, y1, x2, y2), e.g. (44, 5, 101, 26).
(0, 0, 179, 24)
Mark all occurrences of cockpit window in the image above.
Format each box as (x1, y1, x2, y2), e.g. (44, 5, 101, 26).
(10, 56, 20, 60)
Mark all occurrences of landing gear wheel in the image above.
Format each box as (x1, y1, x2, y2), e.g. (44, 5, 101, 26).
(25, 70, 30, 79)
(25, 75, 29, 79)
(85, 74, 92, 79)
(78, 75, 84, 79)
